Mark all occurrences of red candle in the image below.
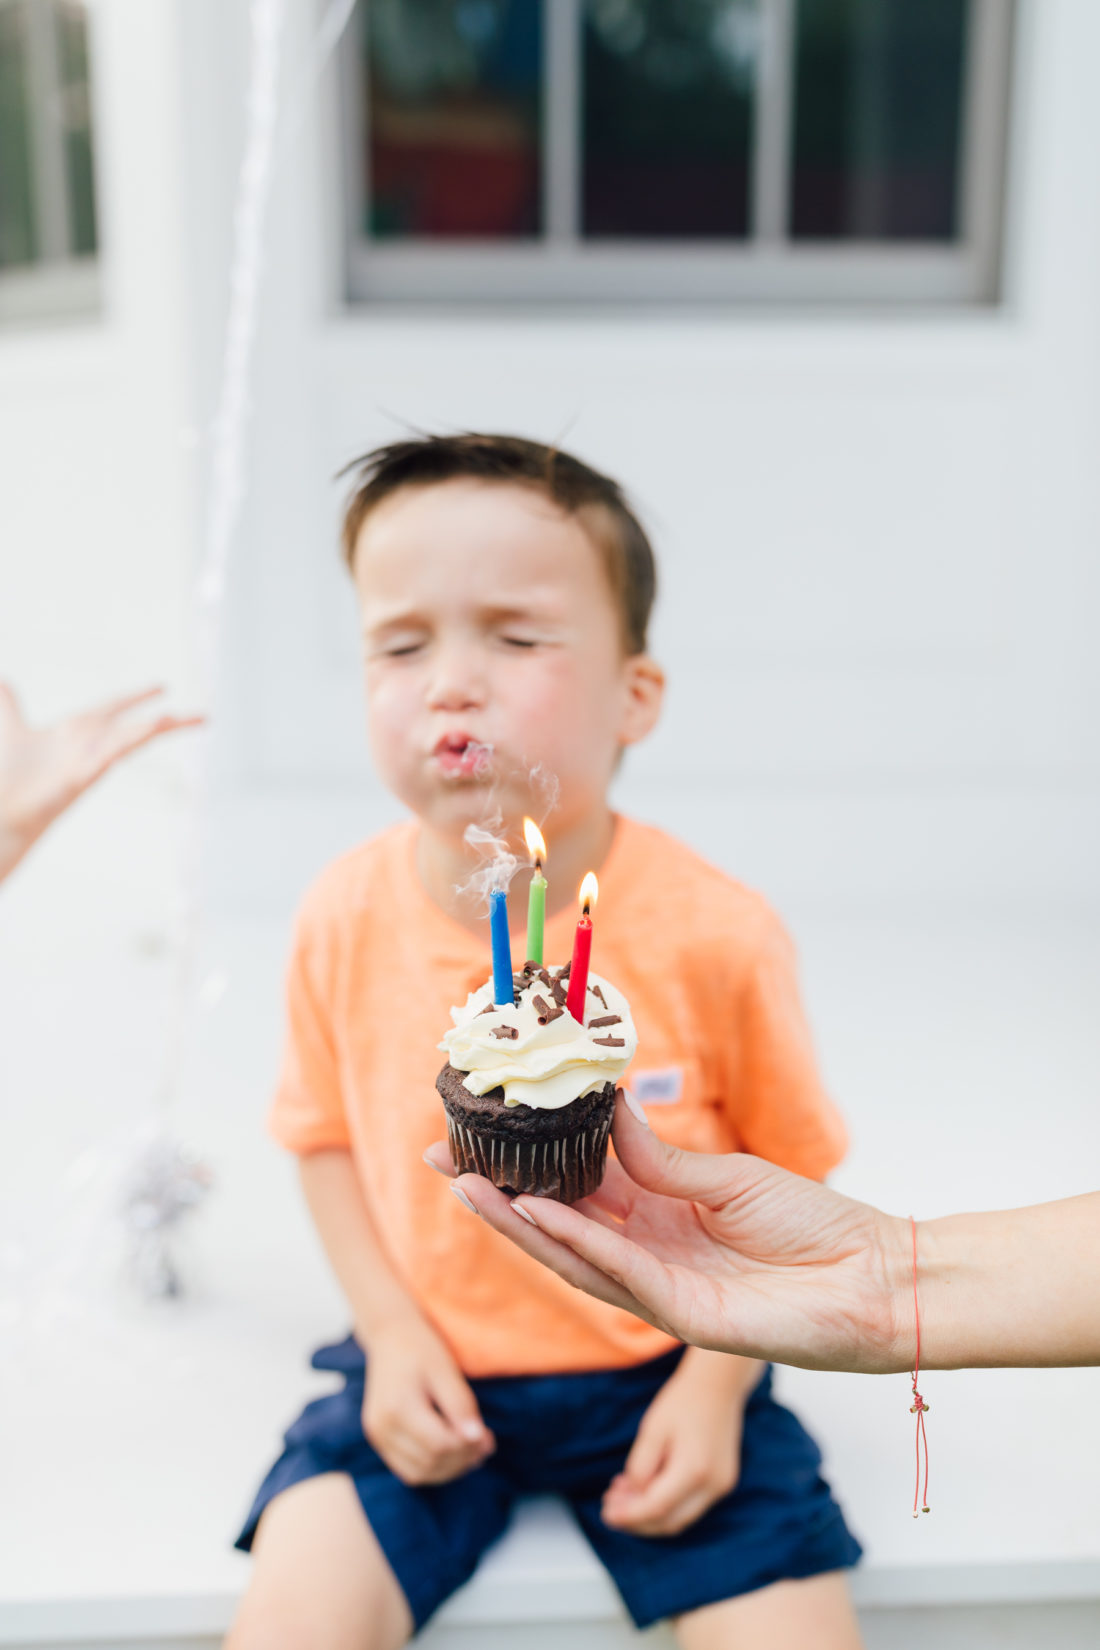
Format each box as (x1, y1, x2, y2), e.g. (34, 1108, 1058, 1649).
(565, 873, 598, 1024)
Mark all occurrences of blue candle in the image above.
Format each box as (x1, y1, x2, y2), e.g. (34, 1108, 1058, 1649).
(490, 887, 513, 1006)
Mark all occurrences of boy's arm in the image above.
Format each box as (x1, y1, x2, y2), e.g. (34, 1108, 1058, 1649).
(299, 1149, 496, 1484)
(299, 1148, 424, 1342)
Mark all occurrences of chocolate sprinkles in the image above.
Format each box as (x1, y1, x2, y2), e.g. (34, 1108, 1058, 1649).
(588, 984, 608, 1009)
(532, 992, 564, 1026)
(592, 1034, 625, 1047)
(491, 1025, 518, 1040)
(588, 1013, 621, 1028)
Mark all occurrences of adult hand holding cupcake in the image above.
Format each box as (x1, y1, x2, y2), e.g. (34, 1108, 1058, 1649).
(429, 1093, 906, 1373)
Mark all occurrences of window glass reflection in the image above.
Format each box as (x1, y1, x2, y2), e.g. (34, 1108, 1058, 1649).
(366, 0, 542, 239)
(0, 3, 38, 267)
(791, 0, 969, 240)
(583, 0, 758, 238)
(56, 1, 97, 256)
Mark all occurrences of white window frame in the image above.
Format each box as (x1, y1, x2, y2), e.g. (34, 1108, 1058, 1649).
(342, 0, 1014, 306)
(0, 0, 100, 324)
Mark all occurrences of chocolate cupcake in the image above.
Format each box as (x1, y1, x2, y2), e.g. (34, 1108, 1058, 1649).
(437, 963, 636, 1204)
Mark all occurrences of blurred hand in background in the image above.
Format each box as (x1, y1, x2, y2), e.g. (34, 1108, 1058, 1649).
(0, 683, 203, 884)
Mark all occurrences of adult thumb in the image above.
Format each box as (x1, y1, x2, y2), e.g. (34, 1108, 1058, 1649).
(612, 1093, 753, 1210)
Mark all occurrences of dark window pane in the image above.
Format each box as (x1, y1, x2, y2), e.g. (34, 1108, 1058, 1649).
(0, 2, 37, 268)
(56, 2, 97, 256)
(791, 0, 968, 240)
(583, 0, 756, 238)
(365, 0, 542, 239)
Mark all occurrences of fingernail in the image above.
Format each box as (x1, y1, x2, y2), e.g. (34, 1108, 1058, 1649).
(511, 1200, 539, 1227)
(460, 1420, 484, 1442)
(621, 1088, 649, 1127)
(450, 1184, 479, 1215)
(422, 1153, 450, 1177)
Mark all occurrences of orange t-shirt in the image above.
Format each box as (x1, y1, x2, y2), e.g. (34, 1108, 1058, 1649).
(270, 817, 847, 1377)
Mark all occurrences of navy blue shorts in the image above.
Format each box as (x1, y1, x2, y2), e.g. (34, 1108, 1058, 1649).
(236, 1337, 860, 1631)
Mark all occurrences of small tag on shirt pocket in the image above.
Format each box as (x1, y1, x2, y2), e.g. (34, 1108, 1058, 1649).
(631, 1066, 684, 1106)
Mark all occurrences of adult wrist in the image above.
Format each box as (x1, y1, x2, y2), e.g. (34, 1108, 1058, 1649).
(879, 1210, 921, 1374)
(893, 1211, 976, 1373)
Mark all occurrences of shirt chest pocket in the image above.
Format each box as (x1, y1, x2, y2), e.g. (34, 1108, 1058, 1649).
(625, 1053, 732, 1155)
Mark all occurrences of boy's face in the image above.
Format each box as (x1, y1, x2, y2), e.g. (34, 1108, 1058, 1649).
(353, 479, 661, 844)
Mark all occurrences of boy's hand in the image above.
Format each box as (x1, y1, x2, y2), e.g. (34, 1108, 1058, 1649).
(0, 683, 203, 881)
(362, 1313, 496, 1486)
(600, 1350, 758, 1538)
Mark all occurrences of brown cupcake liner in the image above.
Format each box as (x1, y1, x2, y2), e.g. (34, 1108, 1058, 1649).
(445, 1107, 613, 1205)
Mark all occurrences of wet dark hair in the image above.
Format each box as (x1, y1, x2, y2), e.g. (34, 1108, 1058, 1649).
(338, 432, 657, 655)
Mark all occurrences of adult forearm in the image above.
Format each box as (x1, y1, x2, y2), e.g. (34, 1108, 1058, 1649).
(299, 1149, 423, 1345)
(904, 1193, 1100, 1370)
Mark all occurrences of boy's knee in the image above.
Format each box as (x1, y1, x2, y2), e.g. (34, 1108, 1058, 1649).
(224, 1602, 317, 1650)
(225, 1582, 409, 1650)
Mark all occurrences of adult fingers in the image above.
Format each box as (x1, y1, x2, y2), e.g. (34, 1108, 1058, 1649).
(422, 1141, 456, 1178)
(452, 1175, 656, 1326)
(575, 1156, 639, 1222)
(611, 1095, 767, 1211)
(468, 1178, 685, 1338)
(95, 714, 206, 771)
(91, 685, 166, 720)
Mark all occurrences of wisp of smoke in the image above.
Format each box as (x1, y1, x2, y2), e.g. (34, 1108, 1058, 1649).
(454, 757, 561, 909)
(526, 761, 560, 820)
(460, 816, 519, 904)
(466, 740, 495, 778)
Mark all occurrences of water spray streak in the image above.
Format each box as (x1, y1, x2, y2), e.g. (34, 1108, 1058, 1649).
(140, 0, 288, 1294)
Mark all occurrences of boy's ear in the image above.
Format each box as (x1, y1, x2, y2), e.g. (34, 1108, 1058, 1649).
(619, 655, 665, 748)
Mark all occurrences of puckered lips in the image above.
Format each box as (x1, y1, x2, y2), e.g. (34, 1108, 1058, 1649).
(431, 730, 493, 779)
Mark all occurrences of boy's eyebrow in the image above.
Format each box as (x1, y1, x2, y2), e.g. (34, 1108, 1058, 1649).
(478, 600, 564, 624)
(362, 597, 566, 637)
(362, 610, 429, 637)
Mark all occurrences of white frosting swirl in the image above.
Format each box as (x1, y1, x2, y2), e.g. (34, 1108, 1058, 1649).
(439, 968, 637, 1110)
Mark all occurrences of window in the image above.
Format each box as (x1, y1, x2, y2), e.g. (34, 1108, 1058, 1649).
(0, 0, 99, 323)
(342, 0, 1014, 305)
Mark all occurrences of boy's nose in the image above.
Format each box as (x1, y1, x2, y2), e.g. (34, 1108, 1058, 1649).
(425, 650, 487, 713)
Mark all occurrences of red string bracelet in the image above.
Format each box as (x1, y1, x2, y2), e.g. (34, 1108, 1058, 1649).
(909, 1214, 930, 1516)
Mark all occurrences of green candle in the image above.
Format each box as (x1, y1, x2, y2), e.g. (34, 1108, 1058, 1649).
(523, 818, 548, 965)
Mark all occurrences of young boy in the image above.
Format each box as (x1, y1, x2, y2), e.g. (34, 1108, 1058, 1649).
(229, 435, 863, 1650)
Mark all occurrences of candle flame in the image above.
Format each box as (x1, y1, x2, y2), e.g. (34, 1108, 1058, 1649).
(523, 817, 547, 866)
(578, 872, 598, 915)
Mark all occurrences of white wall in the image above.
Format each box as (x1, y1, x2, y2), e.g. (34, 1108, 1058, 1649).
(180, 0, 1100, 920)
